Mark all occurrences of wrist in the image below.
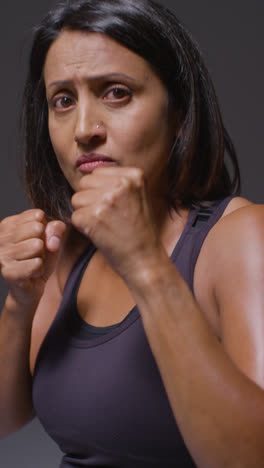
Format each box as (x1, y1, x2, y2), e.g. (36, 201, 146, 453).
(5, 293, 39, 321)
(124, 245, 180, 294)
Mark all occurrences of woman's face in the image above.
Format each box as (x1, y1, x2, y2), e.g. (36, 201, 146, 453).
(44, 30, 176, 198)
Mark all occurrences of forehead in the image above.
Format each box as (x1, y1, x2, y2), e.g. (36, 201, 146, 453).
(44, 30, 153, 84)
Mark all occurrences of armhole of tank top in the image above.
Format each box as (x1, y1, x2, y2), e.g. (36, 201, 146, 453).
(170, 196, 233, 294)
(188, 196, 233, 293)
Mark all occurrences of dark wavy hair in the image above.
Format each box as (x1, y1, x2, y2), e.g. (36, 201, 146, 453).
(21, 0, 240, 221)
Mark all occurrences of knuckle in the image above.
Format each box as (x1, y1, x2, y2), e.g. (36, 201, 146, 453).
(31, 238, 44, 252)
(83, 224, 92, 237)
(94, 205, 105, 220)
(102, 191, 116, 206)
(120, 176, 131, 191)
(24, 208, 44, 219)
(32, 221, 45, 237)
(32, 257, 43, 269)
(71, 193, 79, 208)
(117, 170, 144, 193)
(72, 210, 91, 237)
(33, 209, 45, 220)
(71, 210, 81, 226)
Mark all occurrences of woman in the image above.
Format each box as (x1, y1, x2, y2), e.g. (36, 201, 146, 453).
(0, 0, 264, 466)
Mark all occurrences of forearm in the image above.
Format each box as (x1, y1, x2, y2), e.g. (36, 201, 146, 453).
(126, 251, 264, 468)
(0, 295, 37, 438)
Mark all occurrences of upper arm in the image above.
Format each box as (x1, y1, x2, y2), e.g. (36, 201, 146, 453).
(209, 205, 264, 388)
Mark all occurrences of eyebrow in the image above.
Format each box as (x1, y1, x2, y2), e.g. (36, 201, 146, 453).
(48, 72, 136, 88)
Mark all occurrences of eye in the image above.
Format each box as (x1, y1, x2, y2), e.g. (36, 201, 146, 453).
(51, 95, 74, 110)
(103, 86, 132, 102)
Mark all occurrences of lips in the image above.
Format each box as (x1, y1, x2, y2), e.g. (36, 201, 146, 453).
(76, 153, 116, 173)
(76, 153, 115, 167)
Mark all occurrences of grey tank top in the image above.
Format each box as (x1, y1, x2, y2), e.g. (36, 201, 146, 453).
(32, 197, 232, 467)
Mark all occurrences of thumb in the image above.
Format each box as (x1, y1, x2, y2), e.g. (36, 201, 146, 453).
(42, 220, 67, 281)
(45, 220, 67, 253)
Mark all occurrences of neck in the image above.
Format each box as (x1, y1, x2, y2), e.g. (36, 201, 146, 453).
(146, 193, 190, 255)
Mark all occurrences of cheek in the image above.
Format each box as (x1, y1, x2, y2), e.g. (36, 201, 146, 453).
(113, 100, 173, 165)
(48, 116, 79, 191)
(48, 118, 70, 168)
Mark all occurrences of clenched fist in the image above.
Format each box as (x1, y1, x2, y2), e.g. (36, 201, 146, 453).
(71, 166, 162, 281)
(0, 209, 66, 307)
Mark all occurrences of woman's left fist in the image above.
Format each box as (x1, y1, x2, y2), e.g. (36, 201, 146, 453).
(71, 166, 160, 278)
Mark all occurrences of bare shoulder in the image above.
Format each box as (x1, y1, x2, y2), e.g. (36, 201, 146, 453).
(198, 197, 264, 288)
(221, 195, 253, 215)
(208, 197, 264, 305)
(193, 197, 264, 337)
(206, 196, 264, 258)
(194, 196, 261, 276)
(217, 195, 264, 225)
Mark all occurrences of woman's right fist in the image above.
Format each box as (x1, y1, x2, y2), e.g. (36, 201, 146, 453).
(0, 209, 66, 306)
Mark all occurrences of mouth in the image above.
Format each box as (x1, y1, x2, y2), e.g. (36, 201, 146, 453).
(76, 153, 116, 173)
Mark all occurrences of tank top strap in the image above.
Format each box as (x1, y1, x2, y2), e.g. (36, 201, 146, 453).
(171, 196, 233, 294)
(66, 243, 97, 297)
(57, 242, 97, 319)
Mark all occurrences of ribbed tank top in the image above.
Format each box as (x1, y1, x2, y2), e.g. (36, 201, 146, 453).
(32, 197, 232, 467)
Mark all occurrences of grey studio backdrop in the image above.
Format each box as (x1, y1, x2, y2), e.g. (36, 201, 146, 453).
(0, 0, 263, 466)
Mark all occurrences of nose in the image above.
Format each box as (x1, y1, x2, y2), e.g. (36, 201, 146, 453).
(74, 100, 106, 145)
